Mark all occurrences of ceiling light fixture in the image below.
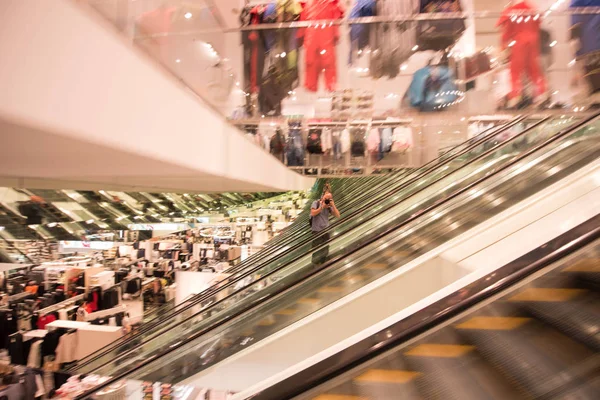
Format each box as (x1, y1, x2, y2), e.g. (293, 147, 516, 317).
(184, 12, 193, 19)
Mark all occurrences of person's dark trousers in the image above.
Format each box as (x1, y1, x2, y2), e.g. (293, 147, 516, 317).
(311, 231, 330, 266)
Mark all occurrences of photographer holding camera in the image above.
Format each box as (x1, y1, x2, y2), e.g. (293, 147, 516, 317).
(310, 183, 340, 265)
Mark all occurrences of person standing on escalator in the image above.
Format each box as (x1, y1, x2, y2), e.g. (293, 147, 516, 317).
(310, 183, 341, 265)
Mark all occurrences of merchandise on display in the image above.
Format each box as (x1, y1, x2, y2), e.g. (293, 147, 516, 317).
(570, 0, 600, 95)
(496, 0, 547, 105)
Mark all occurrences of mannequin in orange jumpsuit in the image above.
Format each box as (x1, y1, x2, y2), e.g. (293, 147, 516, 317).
(298, 0, 344, 92)
(497, 1, 547, 105)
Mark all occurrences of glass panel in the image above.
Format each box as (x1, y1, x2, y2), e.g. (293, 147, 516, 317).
(78, 116, 589, 377)
(72, 118, 525, 370)
(103, 117, 599, 384)
(73, 119, 525, 371)
(298, 239, 600, 400)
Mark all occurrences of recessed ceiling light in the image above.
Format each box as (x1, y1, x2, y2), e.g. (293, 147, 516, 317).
(175, 59, 181, 63)
(184, 12, 193, 19)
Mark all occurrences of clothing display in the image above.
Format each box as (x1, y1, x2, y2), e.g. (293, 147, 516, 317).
(270, 129, 286, 162)
(366, 128, 381, 152)
(407, 64, 461, 111)
(350, 127, 367, 157)
(370, 0, 419, 79)
(417, 0, 466, 51)
(348, 0, 376, 65)
(287, 121, 305, 166)
(298, 0, 344, 92)
(496, 1, 547, 101)
(241, 5, 267, 95)
(391, 126, 414, 152)
(571, 0, 600, 93)
(307, 129, 324, 154)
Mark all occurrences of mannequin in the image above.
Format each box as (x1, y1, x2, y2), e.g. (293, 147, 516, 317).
(497, 0, 547, 107)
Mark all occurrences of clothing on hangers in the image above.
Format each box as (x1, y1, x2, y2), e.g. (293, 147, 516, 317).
(298, 0, 344, 91)
(496, 1, 547, 100)
(370, 0, 419, 78)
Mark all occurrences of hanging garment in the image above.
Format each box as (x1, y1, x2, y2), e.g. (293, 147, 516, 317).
(332, 130, 342, 159)
(321, 128, 333, 153)
(298, 0, 344, 91)
(241, 6, 268, 94)
(270, 130, 286, 156)
(380, 127, 394, 152)
(287, 125, 305, 166)
(570, 0, 600, 93)
(457, 51, 492, 81)
(392, 126, 414, 151)
(406, 65, 460, 111)
(258, 63, 285, 115)
(350, 128, 366, 156)
(370, 0, 419, 79)
(340, 128, 351, 154)
(306, 129, 324, 154)
(348, 0, 376, 65)
(417, 0, 465, 51)
(496, 1, 547, 100)
(27, 339, 43, 368)
(272, 0, 303, 92)
(366, 128, 381, 152)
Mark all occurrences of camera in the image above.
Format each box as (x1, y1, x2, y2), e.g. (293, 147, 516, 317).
(324, 199, 331, 205)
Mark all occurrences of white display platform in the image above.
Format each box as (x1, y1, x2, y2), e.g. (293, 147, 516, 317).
(45, 320, 124, 360)
(175, 271, 230, 305)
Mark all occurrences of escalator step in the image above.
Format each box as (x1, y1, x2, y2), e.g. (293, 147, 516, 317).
(508, 287, 587, 302)
(517, 295, 600, 351)
(363, 263, 388, 271)
(404, 344, 475, 358)
(297, 297, 321, 306)
(458, 320, 597, 399)
(317, 286, 345, 294)
(275, 308, 298, 316)
(340, 275, 367, 284)
(564, 259, 600, 272)
(353, 369, 421, 384)
(563, 259, 600, 288)
(456, 316, 530, 331)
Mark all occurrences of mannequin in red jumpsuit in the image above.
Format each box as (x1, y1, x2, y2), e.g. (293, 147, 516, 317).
(497, 1, 547, 105)
(298, 0, 344, 92)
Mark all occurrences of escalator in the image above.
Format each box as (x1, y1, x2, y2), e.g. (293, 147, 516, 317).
(74, 191, 130, 230)
(68, 118, 525, 373)
(75, 114, 600, 396)
(256, 216, 600, 400)
(0, 204, 41, 240)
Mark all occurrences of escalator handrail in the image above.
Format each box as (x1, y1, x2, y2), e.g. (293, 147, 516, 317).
(250, 214, 600, 400)
(0, 235, 35, 265)
(74, 112, 599, 391)
(71, 118, 526, 370)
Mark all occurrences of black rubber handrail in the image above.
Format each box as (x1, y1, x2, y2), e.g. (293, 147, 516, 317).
(74, 113, 597, 394)
(250, 214, 600, 400)
(72, 118, 525, 370)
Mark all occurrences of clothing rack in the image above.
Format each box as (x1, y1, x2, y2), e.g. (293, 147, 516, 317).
(84, 304, 127, 322)
(36, 293, 86, 317)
